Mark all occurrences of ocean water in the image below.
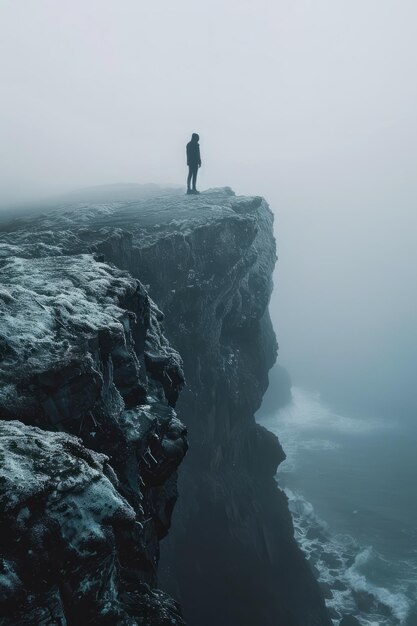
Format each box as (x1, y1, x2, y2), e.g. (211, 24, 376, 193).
(258, 387, 417, 626)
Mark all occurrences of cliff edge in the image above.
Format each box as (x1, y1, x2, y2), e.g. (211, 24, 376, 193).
(0, 187, 330, 625)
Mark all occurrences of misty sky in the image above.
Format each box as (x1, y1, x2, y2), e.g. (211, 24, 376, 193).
(1, 0, 416, 416)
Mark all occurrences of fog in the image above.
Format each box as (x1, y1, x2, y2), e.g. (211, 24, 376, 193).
(1, 0, 416, 418)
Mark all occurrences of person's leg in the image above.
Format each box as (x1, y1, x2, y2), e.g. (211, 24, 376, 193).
(187, 166, 193, 190)
(192, 166, 198, 190)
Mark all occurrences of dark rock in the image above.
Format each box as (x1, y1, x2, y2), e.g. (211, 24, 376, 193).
(340, 616, 361, 626)
(0, 187, 331, 626)
(0, 420, 185, 625)
(377, 601, 394, 617)
(343, 553, 356, 567)
(305, 525, 327, 542)
(332, 579, 348, 591)
(320, 582, 333, 599)
(352, 589, 375, 612)
(321, 552, 342, 569)
(307, 559, 321, 578)
(327, 607, 342, 620)
(0, 243, 187, 623)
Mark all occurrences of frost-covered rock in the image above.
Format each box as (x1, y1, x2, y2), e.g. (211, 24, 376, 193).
(0, 420, 184, 625)
(0, 253, 183, 420)
(0, 226, 187, 623)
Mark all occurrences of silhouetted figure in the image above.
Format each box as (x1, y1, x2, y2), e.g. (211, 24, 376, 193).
(186, 133, 201, 194)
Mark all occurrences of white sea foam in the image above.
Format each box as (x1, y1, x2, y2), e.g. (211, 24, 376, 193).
(259, 386, 390, 475)
(284, 488, 412, 625)
(345, 547, 412, 622)
(257, 386, 416, 625)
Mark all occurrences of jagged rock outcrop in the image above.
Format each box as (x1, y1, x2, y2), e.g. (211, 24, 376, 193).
(0, 186, 331, 625)
(0, 421, 184, 625)
(0, 241, 187, 624)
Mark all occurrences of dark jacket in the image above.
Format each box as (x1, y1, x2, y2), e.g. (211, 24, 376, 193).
(186, 140, 201, 167)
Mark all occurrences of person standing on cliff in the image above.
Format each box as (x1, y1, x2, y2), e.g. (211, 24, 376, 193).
(186, 133, 201, 195)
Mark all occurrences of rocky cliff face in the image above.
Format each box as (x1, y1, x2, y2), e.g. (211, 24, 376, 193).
(0, 187, 331, 625)
(0, 228, 187, 624)
(0, 421, 185, 625)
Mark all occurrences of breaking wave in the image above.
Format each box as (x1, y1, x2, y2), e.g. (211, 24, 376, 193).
(258, 386, 417, 625)
(286, 488, 413, 625)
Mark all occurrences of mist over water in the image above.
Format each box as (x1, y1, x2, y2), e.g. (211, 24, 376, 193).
(258, 388, 417, 625)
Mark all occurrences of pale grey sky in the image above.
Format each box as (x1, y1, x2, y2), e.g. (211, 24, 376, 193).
(2, 0, 416, 195)
(1, 0, 416, 414)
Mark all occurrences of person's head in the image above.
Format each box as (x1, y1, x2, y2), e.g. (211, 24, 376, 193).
(191, 133, 199, 142)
